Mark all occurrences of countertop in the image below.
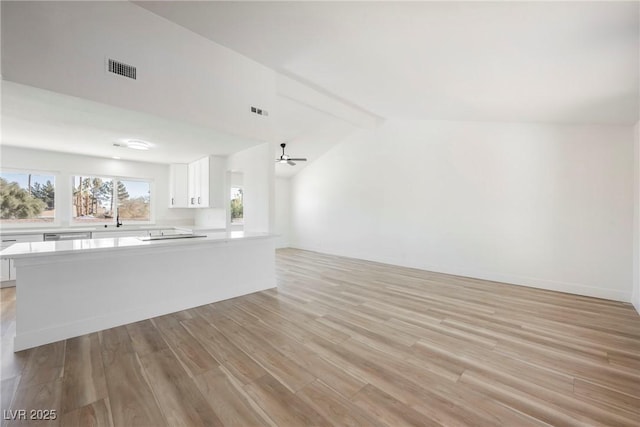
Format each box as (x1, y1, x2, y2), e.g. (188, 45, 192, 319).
(0, 231, 274, 259)
(0, 225, 225, 237)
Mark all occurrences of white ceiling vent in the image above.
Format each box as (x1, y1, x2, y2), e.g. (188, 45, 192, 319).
(250, 106, 268, 116)
(108, 59, 137, 80)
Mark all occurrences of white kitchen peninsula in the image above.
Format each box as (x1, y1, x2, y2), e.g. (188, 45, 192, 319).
(0, 231, 276, 351)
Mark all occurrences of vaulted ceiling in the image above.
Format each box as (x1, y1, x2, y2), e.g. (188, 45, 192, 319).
(2, 1, 638, 177)
(138, 1, 639, 124)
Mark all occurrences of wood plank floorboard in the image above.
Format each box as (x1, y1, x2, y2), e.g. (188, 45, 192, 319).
(1, 248, 640, 426)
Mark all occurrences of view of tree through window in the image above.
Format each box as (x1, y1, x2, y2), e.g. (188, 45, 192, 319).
(231, 187, 243, 224)
(117, 180, 150, 222)
(72, 176, 114, 223)
(72, 177, 151, 223)
(0, 172, 55, 223)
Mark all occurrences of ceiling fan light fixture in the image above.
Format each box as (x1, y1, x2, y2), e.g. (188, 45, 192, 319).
(276, 143, 307, 166)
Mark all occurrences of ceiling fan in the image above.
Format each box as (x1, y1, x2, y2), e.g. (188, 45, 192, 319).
(276, 143, 307, 166)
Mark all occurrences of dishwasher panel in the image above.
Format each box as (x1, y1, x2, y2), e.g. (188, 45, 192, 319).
(43, 232, 92, 241)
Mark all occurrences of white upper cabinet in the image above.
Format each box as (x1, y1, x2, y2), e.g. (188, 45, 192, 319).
(169, 164, 189, 208)
(188, 159, 201, 207)
(185, 156, 226, 208)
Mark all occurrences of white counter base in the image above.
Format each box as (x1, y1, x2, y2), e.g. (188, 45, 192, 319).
(12, 235, 275, 351)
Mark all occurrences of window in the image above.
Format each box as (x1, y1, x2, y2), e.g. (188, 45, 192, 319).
(72, 176, 114, 223)
(72, 176, 152, 224)
(0, 171, 56, 224)
(117, 179, 151, 222)
(230, 187, 243, 224)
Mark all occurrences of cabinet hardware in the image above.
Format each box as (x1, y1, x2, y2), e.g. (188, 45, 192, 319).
(2, 240, 17, 242)
(171, 197, 174, 205)
(191, 197, 195, 205)
(198, 197, 201, 204)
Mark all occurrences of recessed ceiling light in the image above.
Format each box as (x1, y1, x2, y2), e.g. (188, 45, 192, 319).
(112, 156, 121, 159)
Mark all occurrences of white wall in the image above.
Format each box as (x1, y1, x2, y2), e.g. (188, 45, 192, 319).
(274, 177, 291, 248)
(633, 121, 640, 312)
(1, 1, 276, 142)
(0, 146, 193, 227)
(227, 143, 274, 233)
(291, 120, 634, 302)
(194, 208, 226, 229)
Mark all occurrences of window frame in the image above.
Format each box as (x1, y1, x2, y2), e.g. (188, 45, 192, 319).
(0, 167, 60, 228)
(70, 174, 155, 227)
(230, 186, 244, 226)
(70, 174, 116, 226)
(115, 177, 154, 225)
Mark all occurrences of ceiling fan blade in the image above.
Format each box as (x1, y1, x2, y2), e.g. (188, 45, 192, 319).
(277, 142, 307, 164)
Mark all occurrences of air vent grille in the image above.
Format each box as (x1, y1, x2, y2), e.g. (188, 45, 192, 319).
(250, 106, 268, 116)
(108, 59, 137, 80)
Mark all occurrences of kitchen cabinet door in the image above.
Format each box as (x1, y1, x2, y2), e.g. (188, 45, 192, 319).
(188, 160, 199, 207)
(1, 234, 43, 284)
(0, 259, 9, 282)
(9, 260, 16, 281)
(198, 156, 210, 207)
(186, 155, 226, 208)
(169, 164, 188, 208)
(188, 156, 208, 207)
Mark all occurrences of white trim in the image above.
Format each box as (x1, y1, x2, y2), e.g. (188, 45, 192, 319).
(291, 244, 631, 303)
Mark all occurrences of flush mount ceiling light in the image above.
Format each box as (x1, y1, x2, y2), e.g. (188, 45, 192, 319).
(124, 139, 152, 150)
(113, 139, 153, 151)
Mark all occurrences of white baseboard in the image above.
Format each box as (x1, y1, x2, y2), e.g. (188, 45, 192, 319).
(291, 244, 631, 303)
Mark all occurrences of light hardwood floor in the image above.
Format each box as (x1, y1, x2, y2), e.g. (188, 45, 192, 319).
(1, 248, 640, 426)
